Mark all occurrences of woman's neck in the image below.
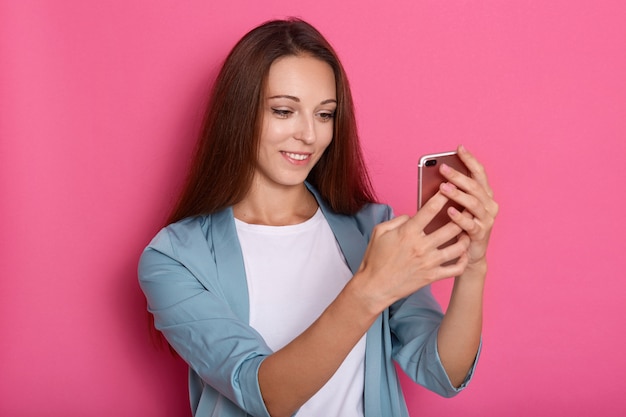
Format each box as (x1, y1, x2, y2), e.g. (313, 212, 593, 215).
(233, 182, 318, 226)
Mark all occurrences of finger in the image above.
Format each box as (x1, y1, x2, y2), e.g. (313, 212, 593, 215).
(447, 251, 470, 277)
(455, 145, 494, 198)
(441, 179, 499, 229)
(448, 205, 494, 242)
(439, 161, 484, 199)
(440, 182, 487, 220)
(359, 215, 411, 272)
(374, 215, 410, 235)
(438, 229, 469, 259)
(432, 249, 470, 280)
(439, 146, 493, 203)
(440, 160, 499, 221)
(456, 232, 471, 248)
(423, 219, 463, 249)
(409, 191, 451, 233)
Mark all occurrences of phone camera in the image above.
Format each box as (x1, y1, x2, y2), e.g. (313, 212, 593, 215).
(425, 159, 437, 167)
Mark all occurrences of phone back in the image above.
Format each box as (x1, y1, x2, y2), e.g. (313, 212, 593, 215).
(418, 151, 470, 235)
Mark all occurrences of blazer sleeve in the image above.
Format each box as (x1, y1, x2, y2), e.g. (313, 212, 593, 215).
(389, 285, 481, 398)
(138, 221, 272, 417)
(357, 204, 480, 398)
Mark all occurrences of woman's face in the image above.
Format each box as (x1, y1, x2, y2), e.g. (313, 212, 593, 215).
(254, 54, 336, 191)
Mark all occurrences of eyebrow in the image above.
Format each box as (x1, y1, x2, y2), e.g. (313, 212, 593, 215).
(268, 95, 337, 105)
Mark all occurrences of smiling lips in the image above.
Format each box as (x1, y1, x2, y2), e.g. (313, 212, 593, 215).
(281, 151, 311, 163)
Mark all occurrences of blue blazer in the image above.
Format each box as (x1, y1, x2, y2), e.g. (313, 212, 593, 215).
(138, 184, 478, 417)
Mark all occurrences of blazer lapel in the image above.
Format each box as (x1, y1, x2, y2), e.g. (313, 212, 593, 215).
(209, 185, 371, 322)
(306, 183, 368, 274)
(210, 207, 250, 322)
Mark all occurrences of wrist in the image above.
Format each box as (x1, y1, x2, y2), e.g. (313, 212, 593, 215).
(458, 257, 488, 280)
(343, 272, 388, 319)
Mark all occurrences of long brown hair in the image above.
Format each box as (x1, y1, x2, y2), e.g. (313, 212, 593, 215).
(168, 18, 376, 225)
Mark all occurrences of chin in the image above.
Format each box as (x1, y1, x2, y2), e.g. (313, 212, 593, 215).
(274, 173, 311, 187)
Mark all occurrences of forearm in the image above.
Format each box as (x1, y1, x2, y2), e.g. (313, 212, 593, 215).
(258, 277, 379, 417)
(437, 260, 487, 387)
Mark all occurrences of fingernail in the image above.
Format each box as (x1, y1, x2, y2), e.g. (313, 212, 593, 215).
(448, 206, 459, 216)
(441, 163, 451, 174)
(440, 182, 455, 192)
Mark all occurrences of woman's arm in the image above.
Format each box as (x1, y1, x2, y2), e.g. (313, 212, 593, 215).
(435, 145, 498, 387)
(259, 191, 476, 417)
(436, 262, 486, 387)
(257, 278, 377, 417)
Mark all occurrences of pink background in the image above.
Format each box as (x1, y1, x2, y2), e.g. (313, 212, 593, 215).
(2, 1, 625, 416)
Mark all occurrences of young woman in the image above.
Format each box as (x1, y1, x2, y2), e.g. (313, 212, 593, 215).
(139, 18, 498, 417)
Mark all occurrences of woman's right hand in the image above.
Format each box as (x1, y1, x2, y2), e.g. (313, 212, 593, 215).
(353, 191, 470, 314)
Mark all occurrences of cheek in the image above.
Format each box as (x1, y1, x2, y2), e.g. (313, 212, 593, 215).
(259, 120, 285, 146)
(320, 124, 334, 146)
(318, 135, 333, 158)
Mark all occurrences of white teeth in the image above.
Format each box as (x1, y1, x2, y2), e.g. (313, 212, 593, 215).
(284, 152, 309, 161)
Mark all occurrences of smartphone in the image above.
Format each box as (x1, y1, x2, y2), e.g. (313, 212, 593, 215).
(418, 150, 470, 239)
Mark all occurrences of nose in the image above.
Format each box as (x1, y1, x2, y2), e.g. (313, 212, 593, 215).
(294, 115, 316, 144)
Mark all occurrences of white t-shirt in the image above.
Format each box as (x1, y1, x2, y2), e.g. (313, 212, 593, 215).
(235, 209, 366, 417)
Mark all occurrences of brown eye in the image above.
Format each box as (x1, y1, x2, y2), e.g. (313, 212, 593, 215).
(271, 108, 292, 118)
(318, 112, 335, 122)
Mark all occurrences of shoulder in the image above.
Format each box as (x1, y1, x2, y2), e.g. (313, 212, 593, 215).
(349, 203, 393, 240)
(307, 181, 393, 232)
(320, 202, 393, 243)
(140, 206, 237, 270)
(146, 215, 214, 257)
(353, 202, 394, 226)
(138, 215, 217, 286)
(140, 207, 236, 271)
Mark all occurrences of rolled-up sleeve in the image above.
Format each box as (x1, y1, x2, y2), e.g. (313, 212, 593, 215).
(389, 286, 480, 398)
(138, 226, 272, 417)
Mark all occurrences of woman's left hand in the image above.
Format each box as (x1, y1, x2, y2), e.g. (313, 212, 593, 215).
(438, 145, 499, 268)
